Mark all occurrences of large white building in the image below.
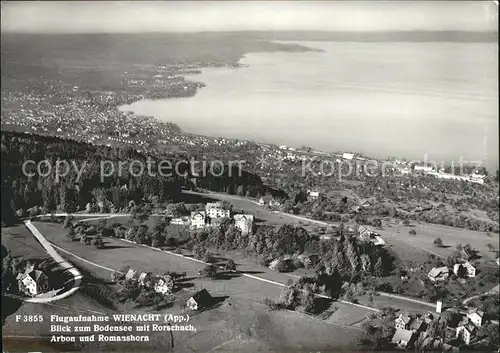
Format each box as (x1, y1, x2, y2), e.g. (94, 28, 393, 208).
(414, 165, 434, 173)
(206, 203, 230, 218)
(453, 262, 476, 278)
(342, 152, 355, 160)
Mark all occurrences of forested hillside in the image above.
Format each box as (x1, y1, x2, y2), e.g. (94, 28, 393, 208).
(1, 131, 274, 224)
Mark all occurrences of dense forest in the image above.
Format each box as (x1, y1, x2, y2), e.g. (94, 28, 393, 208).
(1, 131, 272, 224)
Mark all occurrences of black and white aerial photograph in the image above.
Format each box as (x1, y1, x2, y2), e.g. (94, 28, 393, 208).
(1, 1, 499, 352)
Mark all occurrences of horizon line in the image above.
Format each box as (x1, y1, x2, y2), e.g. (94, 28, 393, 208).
(1, 29, 498, 35)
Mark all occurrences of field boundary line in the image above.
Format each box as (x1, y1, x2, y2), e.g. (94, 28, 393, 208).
(23, 220, 82, 303)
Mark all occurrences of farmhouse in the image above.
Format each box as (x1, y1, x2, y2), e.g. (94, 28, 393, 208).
(186, 289, 212, 311)
(460, 248, 473, 261)
(153, 276, 173, 295)
(427, 267, 449, 282)
(395, 313, 412, 330)
(206, 202, 230, 218)
(456, 321, 476, 345)
(233, 214, 254, 235)
(453, 262, 476, 278)
(466, 308, 484, 327)
(17, 269, 48, 297)
(190, 211, 206, 229)
(391, 328, 415, 348)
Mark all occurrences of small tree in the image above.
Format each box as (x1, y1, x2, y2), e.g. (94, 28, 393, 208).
(224, 259, 236, 272)
(409, 229, 417, 236)
(457, 264, 468, 279)
(433, 238, 443, 248)
(200, 264, 218, 279)
(111, 271, 125, 282)
(93, 235, 104, 249)
(264, 298, 280, 310)
(63, 215, 75, 229)
(374, 258, 384, 277)
(67, 227, 76, 241)
(203, 252, 215, 263)
(80, 233, 89, 244)
(166, 237, 177, 247)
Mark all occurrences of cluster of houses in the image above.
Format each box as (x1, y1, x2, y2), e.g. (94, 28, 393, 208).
(121, 269, 216, 311)
(258, 195, 281, 208)
(121, 269, 175, 295)
(392, 306, 487, 349)
(411, 165, 487, 185)
(428, 261, 477, 282)
(428, 248, 477, 283)
(16, 262, 49, 297)
(170, 202, 255, 235)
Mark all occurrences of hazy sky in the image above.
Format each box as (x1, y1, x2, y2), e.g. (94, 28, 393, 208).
(1, 1, 498, 33)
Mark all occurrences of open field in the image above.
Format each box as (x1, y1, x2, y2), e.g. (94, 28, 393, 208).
(185, 190, 499, 267)
(2, 224, 52, 262)
(14, 221, 370, 351)
(381, 219, 500, 263)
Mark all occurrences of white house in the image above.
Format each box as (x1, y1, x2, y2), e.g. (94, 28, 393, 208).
(154, 276, 173, 295)
(186, 289, 212, 311)
(342, 152, 355, 160)
(190, 211, 206, 229)
(307, 190, 320, 199)
(427, 267, 449, 282)
(395, 313, 412, 330)
(453, 262, 476, 278)
(206, 203, 230, 218)
(17, 270, 48, 297)
(233, 214, 254, 235)
(138, 272, 152, 286)
(456, 322, 476, 345)
(414, 165, 434, 173)
(392, 328, 415, 348)
(124, 269, 138, 281)
(467, 308, 484, 327)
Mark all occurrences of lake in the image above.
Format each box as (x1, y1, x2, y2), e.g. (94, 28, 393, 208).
(120, 41, 498, 169)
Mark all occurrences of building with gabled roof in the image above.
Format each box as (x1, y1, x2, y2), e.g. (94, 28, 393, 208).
(233, 214, 254, 235)
(124, 269, 137, 281)
(186, 289, 212, 311)
(428, 266, 449, 282)
(395, 313, 412, 330)
(190, 211, 206, 229)
(137, 272, 152, 286)
(467, 307, 484, 327)
(392, 328, 416, 348)
(453, 261, 476, 278)
(456, 321, 476, 345)
(206, 203, 230, 219)
(17, 269, 48, 297)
